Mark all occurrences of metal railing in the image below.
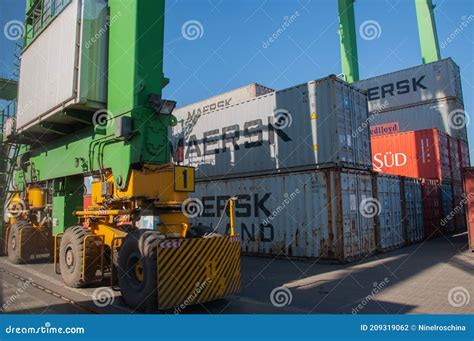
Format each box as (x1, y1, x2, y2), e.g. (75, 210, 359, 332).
(25, 0, 72, 45)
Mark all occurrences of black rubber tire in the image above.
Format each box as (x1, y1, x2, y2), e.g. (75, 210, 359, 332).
(7, 221, 35, 264)
(59, 226, 100, 288)
(118, 230, 162, 312)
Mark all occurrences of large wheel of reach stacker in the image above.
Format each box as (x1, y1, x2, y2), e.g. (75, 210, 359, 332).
(59, 226, 100, 288)
(118, 230, 163, 312)
(7, 221, 35, 264)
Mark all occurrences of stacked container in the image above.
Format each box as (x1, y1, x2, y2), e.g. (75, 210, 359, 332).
(401, 177, 424, 245)
(421, 179, 443, 239)
(176, 76, 376, 262)
(192, 168, 376, 262)
(357, 59, 469, 237)
(354, 58, 466, 140)
(172, 76, 372, 180)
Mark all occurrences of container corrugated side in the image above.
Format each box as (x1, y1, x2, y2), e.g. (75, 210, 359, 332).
(440, 181, 455, 233)
(191, 167, 376, 262)
(462, 168, 474, 250)
(422, 179, 442, 239)
(371, 129, 451, 180)
(401, 177, 424, 245)
(173, 83, 274, 118)
(458, 139, 471, 168)
(452, 182, 467, 231)
(368, 98, 467, 141)
(373, 174, 403, 251)
(17, 0, 108, 132)
(173, 76, 372, 179)
(448, 136, 462, 182)
(354, 58, 463, 113)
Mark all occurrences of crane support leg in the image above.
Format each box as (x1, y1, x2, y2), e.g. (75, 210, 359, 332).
(338, 0, 359, 83)
(415, 0, 441, 64)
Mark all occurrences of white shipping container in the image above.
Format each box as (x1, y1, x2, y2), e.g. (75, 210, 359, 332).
(374, 175, 404, 251)
(369, 98, 467, 141)
(191, 168, 376, 262)
(173, 76, 372, 179)
(17, 0, 108, 132)
(354, 58, 463, 113)
(173, 83, 274, 118)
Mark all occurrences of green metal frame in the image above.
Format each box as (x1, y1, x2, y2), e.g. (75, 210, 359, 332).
(415, 0, 441, 64)
(338, 0, 359, 83)
(14, 0, 173, 235)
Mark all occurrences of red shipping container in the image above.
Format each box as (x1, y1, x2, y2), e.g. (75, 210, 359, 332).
(458, 139, 471, 168)
(371, 129, 451, 180)
(463, 168, 474, 251)
(422, 179, 443, 240)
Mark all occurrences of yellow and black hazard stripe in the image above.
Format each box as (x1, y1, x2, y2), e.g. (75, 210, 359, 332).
(157, 235, 241, 310)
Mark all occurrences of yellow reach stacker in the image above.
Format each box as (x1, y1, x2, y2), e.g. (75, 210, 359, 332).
(1, 0, 240, 311)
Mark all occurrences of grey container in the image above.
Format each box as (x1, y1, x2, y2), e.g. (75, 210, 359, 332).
(191, 167, 376, 262)
(373, 174, 404, 251)
(440, 181, 455, 232)
(368, 98, 467, 141)
(354, 58, 463, 113)
(173, 83, 274, 118)
(401, 177, 424, 245)
(173, 76, 372, 180)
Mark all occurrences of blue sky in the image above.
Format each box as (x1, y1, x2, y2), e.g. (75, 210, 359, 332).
(1, 0, 473, 154)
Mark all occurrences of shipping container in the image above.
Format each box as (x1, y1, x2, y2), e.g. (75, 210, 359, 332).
(448, 136, 462, 182)
(17, 0, 108, 133)
(373, 175, 403, 251)
(452, 182, 467, 231)
(367, 98, 467, 141)
(191, 168, 376, 262)
(422, 179, 443, 239)
(354, 58, 463, 113)
(173, 83, 274, 118)
(401, 177, 424, 245)
(173, 76, 372, 179)
(371, 129, 451, 180)
(458, 139, 471, 168)
(462, 168, 474, 251)
(440, 181, 455, 233)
